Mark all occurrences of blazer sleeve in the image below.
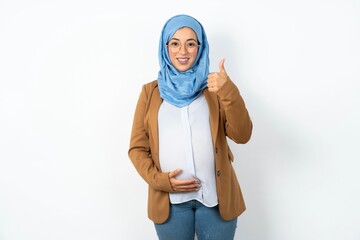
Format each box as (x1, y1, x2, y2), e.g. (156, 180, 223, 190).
(128, 83, 174, 192)
(216, 78, 253, 144)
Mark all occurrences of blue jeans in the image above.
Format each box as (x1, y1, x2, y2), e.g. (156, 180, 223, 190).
(154, 200, 237, 240)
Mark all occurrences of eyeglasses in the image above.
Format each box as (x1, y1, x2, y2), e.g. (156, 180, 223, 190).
(166, 40, 200, 53)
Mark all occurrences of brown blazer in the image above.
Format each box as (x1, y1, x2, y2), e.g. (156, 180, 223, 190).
(128, 79, 253, 224)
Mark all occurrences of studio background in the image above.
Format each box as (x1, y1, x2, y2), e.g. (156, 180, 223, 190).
(1, 0, 359, 239)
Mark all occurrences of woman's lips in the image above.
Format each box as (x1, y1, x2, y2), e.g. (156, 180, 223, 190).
(177, 58, 189, 64)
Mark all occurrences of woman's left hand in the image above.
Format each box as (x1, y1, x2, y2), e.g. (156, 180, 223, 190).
(207, 59, 229, 92)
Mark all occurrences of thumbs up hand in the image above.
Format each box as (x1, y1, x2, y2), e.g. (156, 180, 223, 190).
(207, 59, 229, 92)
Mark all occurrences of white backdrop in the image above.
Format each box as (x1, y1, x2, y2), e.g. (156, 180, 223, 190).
(1, 0, 359, 239)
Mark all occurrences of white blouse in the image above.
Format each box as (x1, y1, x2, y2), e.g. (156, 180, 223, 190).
(158, 93, 218, 207)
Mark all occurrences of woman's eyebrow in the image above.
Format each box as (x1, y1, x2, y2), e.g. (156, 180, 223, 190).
(169, 37, 198, 42)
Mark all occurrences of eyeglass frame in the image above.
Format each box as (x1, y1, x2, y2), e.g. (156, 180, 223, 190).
(166, 39, 201, 53)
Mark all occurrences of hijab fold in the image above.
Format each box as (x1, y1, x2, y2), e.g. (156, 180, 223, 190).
(157, 14, 210, 108)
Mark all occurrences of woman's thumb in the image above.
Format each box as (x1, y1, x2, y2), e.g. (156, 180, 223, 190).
(169, 168, 182, 178)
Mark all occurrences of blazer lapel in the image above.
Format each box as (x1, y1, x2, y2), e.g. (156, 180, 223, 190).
(204, 89, 219, 146)
(148, 86, 163, 166)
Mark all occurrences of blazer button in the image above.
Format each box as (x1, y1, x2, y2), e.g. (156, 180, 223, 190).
(215, 147, 218, 154)
(217, 170, 221, 176)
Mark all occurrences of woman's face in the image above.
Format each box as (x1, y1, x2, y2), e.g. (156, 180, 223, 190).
(167, 27, 199, 72)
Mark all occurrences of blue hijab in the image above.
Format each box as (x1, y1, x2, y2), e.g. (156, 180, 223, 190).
(157, 14, 210, 108)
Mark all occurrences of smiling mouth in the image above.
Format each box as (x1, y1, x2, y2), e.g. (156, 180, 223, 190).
(177, 58, 189, 64)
